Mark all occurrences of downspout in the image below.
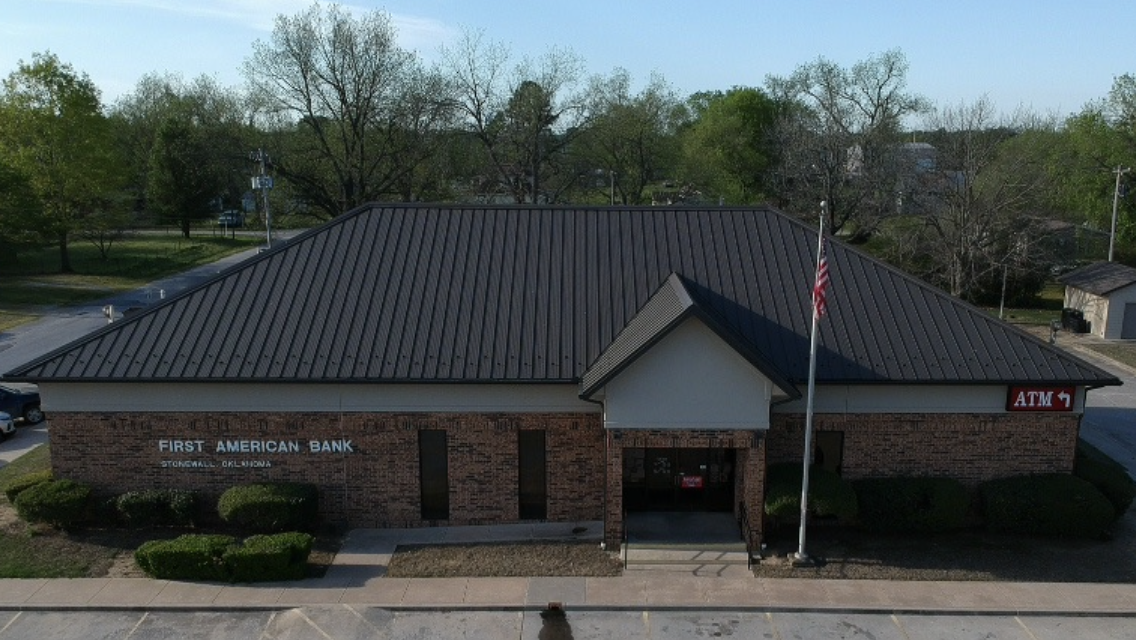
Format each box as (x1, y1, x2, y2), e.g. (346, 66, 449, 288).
(580, 391, 612, 551)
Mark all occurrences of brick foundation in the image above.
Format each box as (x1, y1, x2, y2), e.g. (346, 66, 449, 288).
(48, 412, 605, 528)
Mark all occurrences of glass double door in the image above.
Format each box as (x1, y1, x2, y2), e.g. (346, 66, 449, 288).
(623, 447, 735, 512)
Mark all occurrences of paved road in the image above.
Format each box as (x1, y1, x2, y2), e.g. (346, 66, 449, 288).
(1069, 341, 1136, 477)
(0, 231, 302, 377)
(0, 608, 1131, 639)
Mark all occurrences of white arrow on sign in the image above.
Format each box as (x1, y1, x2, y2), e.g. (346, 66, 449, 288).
(1057, 391, 1071, 408)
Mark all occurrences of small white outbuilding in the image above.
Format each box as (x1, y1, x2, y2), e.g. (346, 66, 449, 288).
(1059, 262, 1136, 340)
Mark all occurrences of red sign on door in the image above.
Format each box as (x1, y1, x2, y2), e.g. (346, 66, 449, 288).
(681, 475, 704, 489)
(1006, 386, 1076, 412)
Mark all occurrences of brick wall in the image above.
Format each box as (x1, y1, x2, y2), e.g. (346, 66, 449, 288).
(48, 412, 605, 528)
(767, 412, 1081, 485)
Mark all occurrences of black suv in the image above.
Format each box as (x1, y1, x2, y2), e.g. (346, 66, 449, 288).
(0, 384, 44, 424)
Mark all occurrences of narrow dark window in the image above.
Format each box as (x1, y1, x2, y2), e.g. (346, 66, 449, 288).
(419, 430, 449, 520)
(518, 430, 547, 520)
(814, 431, 845, 476)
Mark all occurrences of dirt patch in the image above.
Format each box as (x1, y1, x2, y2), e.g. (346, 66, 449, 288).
(387, 541, 622, 578)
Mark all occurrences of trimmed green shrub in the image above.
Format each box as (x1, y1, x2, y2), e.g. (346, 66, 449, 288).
(115, 489, 198, 528)
(1075, 441, 1136, 518)
(853, 476, 970, 533)
(764, 463, 858, 521)
(134, 534, 236, 581)
(13, 479, 91, 528)
(223, 532, 314, 582)
(980, 474, 1115, 538)
(134, 532, 313, 582)
(217, 483, 318, 533)
(3, 469, 53, 503)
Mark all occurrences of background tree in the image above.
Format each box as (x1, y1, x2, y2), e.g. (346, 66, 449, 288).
(766, 49, 927, 239)
(678, 87, 779, 204)
(112, 73, 249, 234)
(883, 98, 1055, 302)
(443, 29, 590, 203)
(1043, 75, 1136, 252)
(0, 52, 127, 272)
(0, 160, 41, 259)
(244, 3, 453, 219)
(147, 116, 229, 237)
(574, 69, 683, 204)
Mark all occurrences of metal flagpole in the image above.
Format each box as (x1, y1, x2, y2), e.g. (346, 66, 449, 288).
(794, 201, 827, 564)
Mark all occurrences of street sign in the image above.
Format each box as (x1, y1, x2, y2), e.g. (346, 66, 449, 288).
(251, 176, 274, 189)
(1006, 386, 1076, 412)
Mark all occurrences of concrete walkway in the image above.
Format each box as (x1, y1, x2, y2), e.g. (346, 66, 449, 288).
(0, 521, 1133, 614)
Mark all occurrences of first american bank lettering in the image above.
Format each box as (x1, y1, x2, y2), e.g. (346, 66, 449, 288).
(157, 438, 355, 469)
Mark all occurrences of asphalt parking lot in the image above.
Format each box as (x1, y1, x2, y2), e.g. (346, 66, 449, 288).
(0, 608, 1132, 640)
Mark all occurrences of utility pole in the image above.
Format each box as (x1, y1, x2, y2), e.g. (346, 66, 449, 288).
(248, 150, 272, 250)
(1109, 165, 1130, 262)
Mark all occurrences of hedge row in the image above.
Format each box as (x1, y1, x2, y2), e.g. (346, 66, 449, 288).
(764, 459, 1128, 539)
(854, 477, 970, 533)
(764, 463, 858, 521)
(12, 479, 90, 529)
(115, 489, 198, 528)
(1074, 441, 1136, 517)
(2, 469, 52, 503)
(980, 474, 1115, 538)
(134, 532, 313, 582)
(3, 475, 320, 534)
(218, 483, 319, 533)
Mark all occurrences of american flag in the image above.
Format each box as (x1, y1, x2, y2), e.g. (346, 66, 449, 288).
(812, 238, 830, 319)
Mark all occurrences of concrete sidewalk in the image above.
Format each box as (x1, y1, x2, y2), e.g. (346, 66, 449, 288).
(0, 574, 1133, 615)
(0, 521, 1133, 614)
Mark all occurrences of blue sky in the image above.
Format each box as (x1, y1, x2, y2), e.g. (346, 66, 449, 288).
(2, 0, 1132, 120)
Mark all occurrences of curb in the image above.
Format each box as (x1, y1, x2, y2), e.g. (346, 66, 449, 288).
(0, 603, 1133, 617)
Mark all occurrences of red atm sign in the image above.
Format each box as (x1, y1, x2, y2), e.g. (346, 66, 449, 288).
(1006, 386, 1076, 412)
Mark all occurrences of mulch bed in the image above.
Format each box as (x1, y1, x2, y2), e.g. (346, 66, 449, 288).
(386, 541, 622, 578)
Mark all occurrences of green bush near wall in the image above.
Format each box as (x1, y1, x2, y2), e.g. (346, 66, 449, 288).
(764, 463, 858, 521)
(980, 473, 1115, 538)
(12, 479, 91, 529)
(1074, 441, 1136, 518)
(134, 532, 313, 582)
(224, 532, 314, 582)
(217, 483, 319, 533)
(114, 489, 198, 528)
(2, 469, 53, 503)
(853, 476, 970, 533)
(134, 534, 236, 581)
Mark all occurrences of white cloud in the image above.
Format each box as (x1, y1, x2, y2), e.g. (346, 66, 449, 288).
(41, 0, 458, 45)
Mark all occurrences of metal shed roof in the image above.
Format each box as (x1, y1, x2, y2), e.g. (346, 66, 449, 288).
(1058, 261, 1136, 296)
(4, 205, 1119, 387)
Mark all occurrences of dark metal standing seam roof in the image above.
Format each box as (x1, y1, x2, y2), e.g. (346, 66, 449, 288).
(3, 205, 1120, 388)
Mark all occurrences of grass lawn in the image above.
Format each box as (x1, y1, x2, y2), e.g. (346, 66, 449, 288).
(1, 232, 261, 332)
(1085, 343, 1136, 370)
(0, 443, 50, 483)
(981, 283, 1065, 326)
(0, 445, 117, 578)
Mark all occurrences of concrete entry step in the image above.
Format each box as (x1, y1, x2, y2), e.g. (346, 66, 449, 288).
(623, 511, 752, 573)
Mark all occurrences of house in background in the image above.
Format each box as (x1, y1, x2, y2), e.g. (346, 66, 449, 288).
(3, 205, 1120, 553)
(1059, 262, 1136, 340)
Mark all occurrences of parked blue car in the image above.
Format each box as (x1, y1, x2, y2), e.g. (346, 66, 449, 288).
(0, 384, 44, 425)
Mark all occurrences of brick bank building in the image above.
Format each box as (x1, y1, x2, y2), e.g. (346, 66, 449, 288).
(4, 205, 1120, 550)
